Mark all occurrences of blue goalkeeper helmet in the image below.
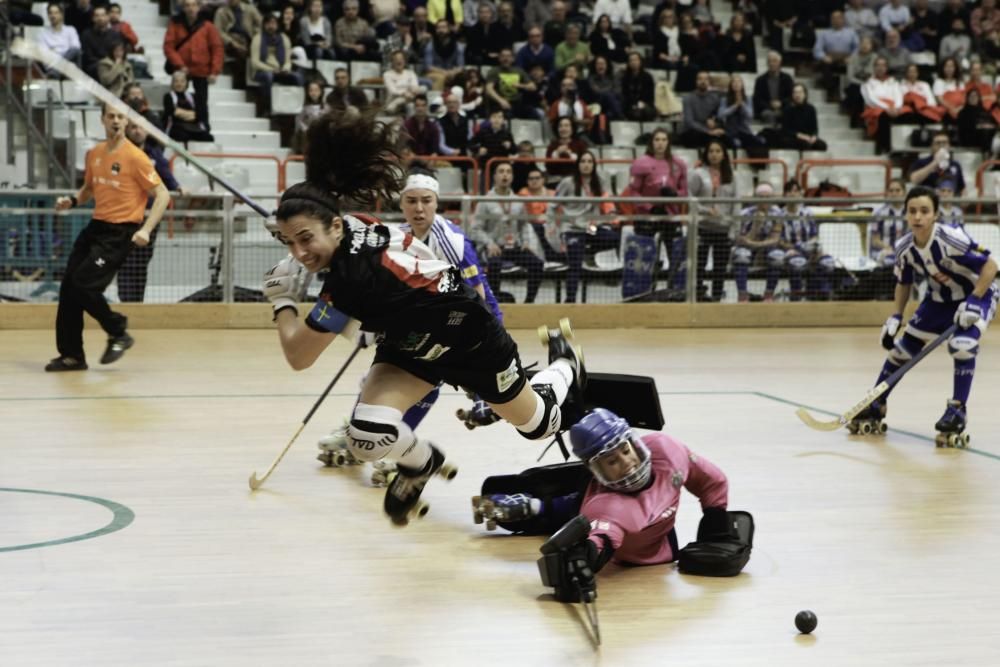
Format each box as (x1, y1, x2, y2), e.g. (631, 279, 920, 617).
(569, 408, 651, 493)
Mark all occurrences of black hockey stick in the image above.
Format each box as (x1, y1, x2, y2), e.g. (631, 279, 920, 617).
(249, 342, 364, 490)
(797, 324, 958, 431)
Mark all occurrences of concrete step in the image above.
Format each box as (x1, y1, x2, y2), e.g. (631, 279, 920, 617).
(221, 118, 272, 132)
(209, 102, 258, 120)
(212, 131, 282, 150)
(207, 88, 248, 104)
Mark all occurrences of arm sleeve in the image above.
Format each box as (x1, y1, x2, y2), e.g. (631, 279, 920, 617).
(459, 237, 486, 287)
(153, 150, 180, 191)
(131, 150, 162, 191)
(682, 445, 729, 511)
(305, 295, 352, 333)
(893, 248, 913, 284)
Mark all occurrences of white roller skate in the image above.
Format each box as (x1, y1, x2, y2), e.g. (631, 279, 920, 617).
(537, 317, 587, 398)
(934, 400, 970, 448)
(316, 421, 361, 467)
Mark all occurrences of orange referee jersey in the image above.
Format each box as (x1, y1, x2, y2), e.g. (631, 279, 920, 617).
(84, 139, 162, 223)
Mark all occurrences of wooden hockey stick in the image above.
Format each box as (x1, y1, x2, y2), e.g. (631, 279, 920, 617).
(10, 38, 270, 218)
(249, 342, 364, 490)
(796, 324, 958, 431)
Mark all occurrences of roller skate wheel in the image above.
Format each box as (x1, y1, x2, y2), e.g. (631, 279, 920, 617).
(471, 496, 484, 524)
(411, 500, 430, 520)
(878, 421, 888, 434)
(847, 423, 859, 435)
(935, 433, 947, 448)
(333, 453, 350, 466)
(438, 462, 458, 481)
(859, 422, 872, 435)
(317, 452, 334, 466)
(946, 434, 960, 448)
(455, 408, 467, 420)
(486, 519, 497, 531)
(537, 324, 551, 345)
(962, 433, 971, 448)
(371, 471, 387, 486)
(559, 318, 573, 340)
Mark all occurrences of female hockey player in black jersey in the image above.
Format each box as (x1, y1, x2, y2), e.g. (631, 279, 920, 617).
(263, 109, 584, 525)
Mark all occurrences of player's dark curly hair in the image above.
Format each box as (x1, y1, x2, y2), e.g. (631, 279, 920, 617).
(275, 181, 340, 228)
(303, 107, 405, 209)
(904, 185, 939, 213)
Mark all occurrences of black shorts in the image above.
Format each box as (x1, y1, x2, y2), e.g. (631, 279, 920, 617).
(373, 303, 528, 404)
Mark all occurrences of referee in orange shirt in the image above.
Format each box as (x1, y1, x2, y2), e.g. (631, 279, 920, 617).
(46, 104, 170, 372)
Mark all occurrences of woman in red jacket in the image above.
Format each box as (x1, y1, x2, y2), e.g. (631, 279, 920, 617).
(163, 0, 224, 128)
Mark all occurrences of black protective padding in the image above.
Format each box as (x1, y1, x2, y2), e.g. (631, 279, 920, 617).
(677, 511, 755, 577)
(526, 370, 665, 432)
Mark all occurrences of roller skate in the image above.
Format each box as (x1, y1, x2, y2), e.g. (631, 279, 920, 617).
(471, 493, 539, 531)
(371, 460, 397, 487)
(383, 444, 457, 526)
(934, 400, 970, 449)
(316, 421, 362, 467)
(537, 317, 587, 398)
(847, 400, 888, 435)
(456, 397, 501, 430)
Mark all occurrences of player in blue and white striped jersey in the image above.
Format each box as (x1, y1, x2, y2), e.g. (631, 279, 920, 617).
(935, 179, 965, 230)
(869, 178, 907, 267)
(732, 182, 785, 302)
(780, 180, 834, 300)
(857, 185, 999, 439)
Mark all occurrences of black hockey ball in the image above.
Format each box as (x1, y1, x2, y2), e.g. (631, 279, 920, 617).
(795, 610, 818, 634)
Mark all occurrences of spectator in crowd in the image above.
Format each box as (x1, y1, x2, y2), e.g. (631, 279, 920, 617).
(465, 2, 505, 66)
(461, 0, 480, 29)
(470, 107, 516, 166)
(869, 177, 907, 267)
(753, 50, 793, 125)
(719, 75, 766, 152)
(64, 0, 94, 34)
(682, 137, 736, 302)
(107, 3, 139, 54)
(733, 182, 784, 303)
(555, 23, 591, 71)
(619, 51, 656, 122)
(936, 179, 965, 228)
(778, 83, 827, 151)
(651, 8, 681, 72)
(485, 47, 539, 119)
(459, 66, 486, 117)
(901, 62, 944, 122)
(764, 0, 799, 53)
(587, 54, 623, 120)
(40, 3, 82, 72)
(547, 77, 593, 137)
(122, 82, 161, 127)
(672, 10, 713, 91)
(98, 40, 134, 98)
(215, 0, 261, 89)
(335, 0, 379, 61)
(589, 14, 630, 64)
(523, 0, 551, 35)
(325, 66, 369, 112)
(298, 0, 335, 62)
(908, 130, 966, 195)
(939, 17, 973, 65)
(911, 0, 940, 54)
(720, 12, 757, 73)
(879, 0, 912, 34)
(164, 0, 224, 130)
(427, 0, 462, 28)
(543, 0, 568, 48)
(938, 0, 971, 40)
(779, 179, 833, 301)
(970, 0, 1000, 40)
(81, 6, 119, 78)
(384, 48, 426, 113)
(381, 14, 415, 68)
(554, 151, 618, 303)
(470, 161, 543, 303)
(879, 29, 912, 79)
(843, 34, 876, 118)
(250, 12, 304, 114)
(439, 90, 472, 155)
(844, 0, 878, 39)
(933, 56, 965, 120)
(8, 0, 43, 25)
(511, 140, 539, 192)
(424, 18, 465, 91)
(495, 1, 525, 46)
(403, 94, 445, 156)
(592, 0, 632, 32)
(118, 116, 185, 303)
(814, 10, 858, 95)
(516, 25, 555, 75)
(679, 70, 722, 146)
(293, 80, 325, 153)
(163, 69, 214, 143)
(546, 115, 588, 183)
(956, 88, 997, 152)
(278, 5, 300, 47)
(691, 0, 715, 26)
(629, 127, 688, 242)
(517, 166, 560, 261)
(410, 6, 434, 58)
(861, 56, 917, 153)
(371, 0, 401, 37)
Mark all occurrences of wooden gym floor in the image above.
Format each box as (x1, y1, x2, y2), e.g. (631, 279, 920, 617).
(2, 327, 999, 666)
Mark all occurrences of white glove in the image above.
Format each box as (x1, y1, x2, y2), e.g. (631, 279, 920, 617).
(935, 148, 950, 170)
(880, 313, 902, 350)
(263, 255, 312, 317)
(955, 298, 987, 329)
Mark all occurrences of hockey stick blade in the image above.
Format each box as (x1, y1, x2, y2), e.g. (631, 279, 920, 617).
(794, 408, 845, 431)
(10, 38, 271, 219)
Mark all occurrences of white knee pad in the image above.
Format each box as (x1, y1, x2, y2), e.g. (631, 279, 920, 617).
(818, 255, 836, 272)
(787, 254, 808, 271)
(732, 246, 752, 265)
(515, 385, 562, 441)
(948, 335, 980, 360)
(347, 403, 422, 464)
(766, 248, 785, 267)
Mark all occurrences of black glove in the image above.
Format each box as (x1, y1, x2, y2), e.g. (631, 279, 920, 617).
(558, 540, 597, 603)
(697, 507, 736, 542)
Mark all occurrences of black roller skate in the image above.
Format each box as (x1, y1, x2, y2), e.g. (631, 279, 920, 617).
(316, 421, 362, 468)
(383, 444, 458, 526)
(537, 318, 587, 399)
(934, 400, 970, 449)
(456, 397, 501, 430)
(471, 493, 540, 531)
(847, 400, 888, 435)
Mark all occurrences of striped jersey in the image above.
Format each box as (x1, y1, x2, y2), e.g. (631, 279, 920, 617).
(939, 204, 964, 230)
(399, 214, 503, 322)
(306, 214, 479, 335)
(780, 205, 818, 247)
(869, 204, 905, 257)
(738, 205, 784, 241)
(894, 223, 992, 303)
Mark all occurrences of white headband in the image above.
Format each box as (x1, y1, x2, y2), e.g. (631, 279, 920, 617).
(402, 174, 440, 195)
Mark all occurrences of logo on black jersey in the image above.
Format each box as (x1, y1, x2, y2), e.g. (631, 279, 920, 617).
(111, 162, 121, 175)
(446, 311, 466, 326)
